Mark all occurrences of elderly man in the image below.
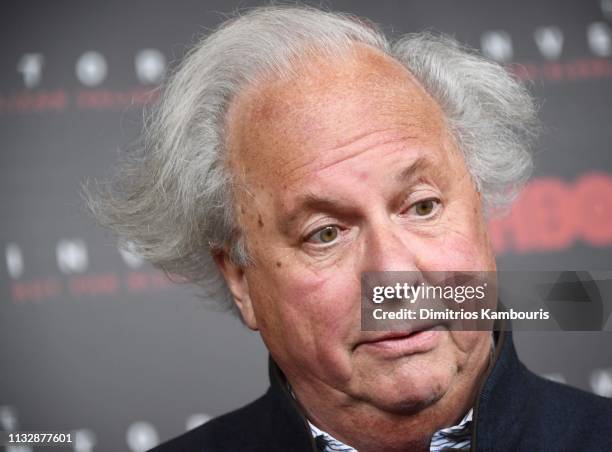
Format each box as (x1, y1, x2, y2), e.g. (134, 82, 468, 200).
(90, 5, 612, 452)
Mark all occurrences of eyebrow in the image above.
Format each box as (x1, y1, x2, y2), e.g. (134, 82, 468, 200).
(279, 156, 438, 235)
(395, 157, 438, 184)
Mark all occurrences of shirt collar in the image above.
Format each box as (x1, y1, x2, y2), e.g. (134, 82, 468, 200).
(307, 408, 474, 452)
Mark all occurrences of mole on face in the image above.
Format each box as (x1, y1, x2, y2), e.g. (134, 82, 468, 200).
(276, 261, 282, 268)
(258, 214, 264, 227)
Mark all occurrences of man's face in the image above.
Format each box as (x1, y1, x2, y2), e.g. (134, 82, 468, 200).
(222, 46, 496, 415)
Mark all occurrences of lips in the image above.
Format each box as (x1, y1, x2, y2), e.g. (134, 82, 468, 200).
(357, 320, 442, 344)
(355, 324, 443, 357)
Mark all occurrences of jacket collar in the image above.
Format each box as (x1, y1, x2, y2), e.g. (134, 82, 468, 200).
(268, 358, 320, 451)
(470, 328, 529, 451)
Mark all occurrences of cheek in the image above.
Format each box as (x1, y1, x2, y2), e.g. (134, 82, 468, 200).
(448, 331, 491, 369)
(422, 231, 489, 272)
(249, 263, 360, 342)
(284, 267, 359, 331)
(450, 331, 486, 352)
(426, 204, 494, 271)
(248, 264, 360, 382)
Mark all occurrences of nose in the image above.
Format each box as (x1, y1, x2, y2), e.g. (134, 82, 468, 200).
(360, 216, 422, 274)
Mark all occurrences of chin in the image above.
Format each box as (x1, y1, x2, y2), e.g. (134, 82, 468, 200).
(367, 387, 446, 415)
(360, 370, 452, 415)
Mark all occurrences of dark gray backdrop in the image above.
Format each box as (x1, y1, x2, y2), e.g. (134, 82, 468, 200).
(1, 1, 611, 451)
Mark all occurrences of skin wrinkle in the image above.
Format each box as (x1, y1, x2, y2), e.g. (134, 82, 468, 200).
(279, 153, 441, 237)
(281, 132, 420, 183)
(284, 125, 437, 182)
(217, 44, 496, 452)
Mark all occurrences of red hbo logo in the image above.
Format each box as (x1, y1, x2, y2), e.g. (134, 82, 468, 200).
(490, 172, 612, 253)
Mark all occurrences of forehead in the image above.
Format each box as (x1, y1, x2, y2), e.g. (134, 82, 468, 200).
(226, 44, 451, 194)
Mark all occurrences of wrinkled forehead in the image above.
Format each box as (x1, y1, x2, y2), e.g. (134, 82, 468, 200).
(225, 44, 452, 192)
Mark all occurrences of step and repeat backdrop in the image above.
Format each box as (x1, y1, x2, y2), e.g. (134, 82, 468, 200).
(1, 1, 612, 451)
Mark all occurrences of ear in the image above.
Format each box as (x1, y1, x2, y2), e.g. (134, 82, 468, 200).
(212, 251, 259, 330)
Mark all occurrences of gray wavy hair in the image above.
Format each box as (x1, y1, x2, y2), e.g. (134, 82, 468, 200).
(87, 5, 538, 311)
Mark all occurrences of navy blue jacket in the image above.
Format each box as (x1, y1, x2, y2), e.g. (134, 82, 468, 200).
(151, 330, 612, 451)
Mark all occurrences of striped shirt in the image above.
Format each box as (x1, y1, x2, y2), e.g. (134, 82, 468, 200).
(308, 408, 473, 451)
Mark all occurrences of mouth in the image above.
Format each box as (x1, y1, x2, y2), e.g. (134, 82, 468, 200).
(355, 324, 444, 357)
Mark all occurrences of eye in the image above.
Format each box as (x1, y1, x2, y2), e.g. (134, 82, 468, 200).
(408, 198, 440, 218)
(306, 225, 340, 244)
